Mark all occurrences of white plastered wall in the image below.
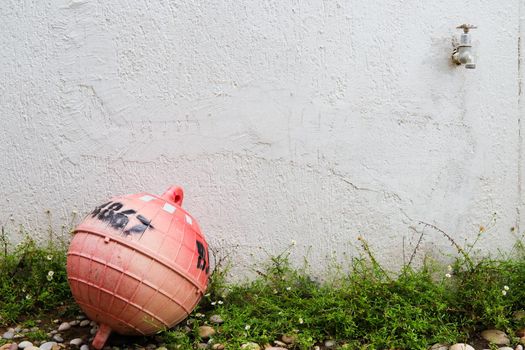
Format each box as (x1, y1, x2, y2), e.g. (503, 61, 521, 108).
(1, 0, 524, 277)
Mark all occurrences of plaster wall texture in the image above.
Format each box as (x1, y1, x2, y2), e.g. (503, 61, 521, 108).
(1, 0, 524, 276)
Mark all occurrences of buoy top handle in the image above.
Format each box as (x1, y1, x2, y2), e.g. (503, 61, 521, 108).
(161, 186, 184, 206)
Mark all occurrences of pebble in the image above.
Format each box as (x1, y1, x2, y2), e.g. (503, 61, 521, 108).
(40, 342, 58, 350)
(29, 328, 39, 333)
(211, 345, 225, 350)
(240, 343, 260, 350)
(18, 341, 33, 349)
(450, 344, 475, 350)
(324, 340, 336, 348)
(281, 334, 297, 344)
(0, 344, 13, 350)
(273, 341, 287, 347)
(2, 331, 14, 340)
(90, 321, 97, 327)
(69, 338, 83, 346)
(499, 347, 513, 350)
(514, 311, 525, 321)
(156, 347, 167, 350)
(80, 345, 89, 350)
(21, 330, 29, 334)
(90, 327, 98, 335)
(69, 320, 79, 327)
(265, 348, 286, 350)
(57, 323, 71, 332)
(481, 330, 510, 345)
(209, 314, 224, 324)
(517, 346, 524, 350)
(196, 344, 207, 349)
(79, 320, 90, 327)
(25, 347, 40, 350)
(52, 335, 64, 343)
(76, 315, 86, 320)
(198, 326, 216, 339)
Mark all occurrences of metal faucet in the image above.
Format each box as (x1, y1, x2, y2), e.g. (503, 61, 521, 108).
(452, 24, 477, 69)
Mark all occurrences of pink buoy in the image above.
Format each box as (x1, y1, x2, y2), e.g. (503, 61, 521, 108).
(66, 186, 209, 349)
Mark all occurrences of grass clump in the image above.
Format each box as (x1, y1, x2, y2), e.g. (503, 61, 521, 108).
(3, 222, 525, 350)
(0, 228, 76, 326)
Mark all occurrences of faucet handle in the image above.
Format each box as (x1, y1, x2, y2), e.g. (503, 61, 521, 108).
(456, 24, 477, 33)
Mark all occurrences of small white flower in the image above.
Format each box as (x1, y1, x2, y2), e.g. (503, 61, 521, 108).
(504, 285, 510, 291)
(286, 287, 292, 291)
(217, 300, 223, 305)
(48, 270, 54, 277)
(298, 318, 304, 324)
(291, 240, 297, 246)
(46, 255, 53, 261)
(447, 265, 453, 272)
(205, 293, 211, 297)
(244, 325, 250, 330)
(211, 301, 216, 306)
(47, 275, 53, 281)
(445, 273, 452, 278)
(273, 289, 278, 294)
(195, 313, 205, 318)
(25, 294, 31, 300)
(502, 290, 507, 296)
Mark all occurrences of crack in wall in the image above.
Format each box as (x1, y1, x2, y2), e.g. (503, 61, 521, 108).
(518, 0, 524, 234)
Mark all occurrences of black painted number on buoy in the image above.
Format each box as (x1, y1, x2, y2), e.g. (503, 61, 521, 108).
(196, 240, 209, 273)
(90, 201, 154, 236)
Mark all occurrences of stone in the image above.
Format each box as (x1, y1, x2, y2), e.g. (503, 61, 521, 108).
(273, 341, 287, 347)
(241, 343, 260, 350)
(69, 338, 83, 346)
(2, 331, 14, 340)
(211, 345, 225, 350)
(57, 323, 70, 332)
(281, 334, 297, 344)
(156, 347, 167, 350)
(90, 327, 98, 335)
(25, 347, 39, 350)
(209, 315, 224, 324)
(516, 346, 524, 350)
(0, 344, 13, 350)
(449, 344, 474, 350)
(79, 320, 90, 327)
(198, 326, 216, 339)
(80, 345, 89, 350)
(498, 348, 513, 350)
(324, 340, 336, 348)
(18, 341, 33, 349)
(430, 344, 449, 350)
(49, 331, 58, 335)
(265, 348, 286, 350)
(481, 330, 510, 345)
(30, 327, 39, 332)
(514, 311, 525, 321)
(69, 320, 79, 326)
(76, 315, 86, 320)
(40, 342, 58, 350)
(52, 335, 64, 343)
(196, 344, 207, 350)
